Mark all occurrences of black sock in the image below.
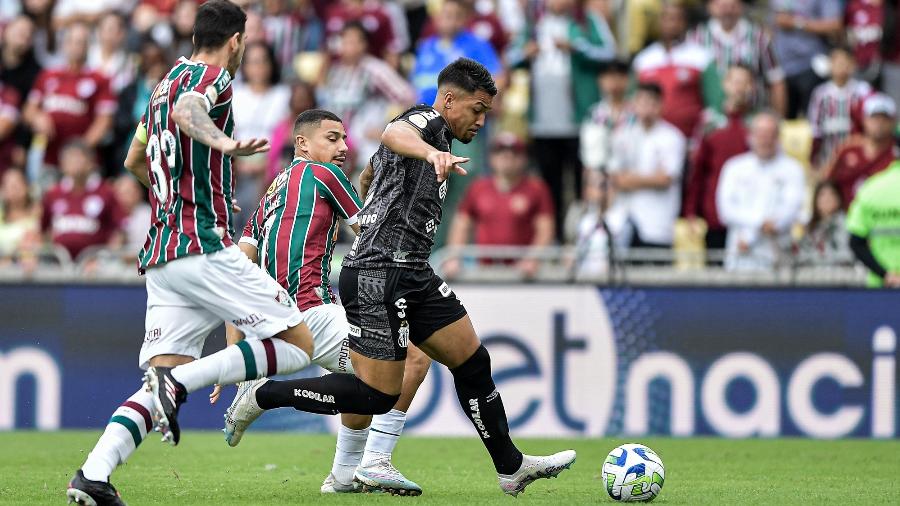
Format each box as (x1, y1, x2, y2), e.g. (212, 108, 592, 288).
(255, 373, 399, 415)
(451, 345, 523, 475)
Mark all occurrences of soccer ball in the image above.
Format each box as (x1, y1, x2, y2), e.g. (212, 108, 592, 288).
(602, 443, 665, 502)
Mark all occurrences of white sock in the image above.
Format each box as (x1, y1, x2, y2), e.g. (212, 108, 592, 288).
(331, 425, 370, 485)
(361, 409, 407, 467)
(82, 388, 155, 482)
(172, 338, 310, 393)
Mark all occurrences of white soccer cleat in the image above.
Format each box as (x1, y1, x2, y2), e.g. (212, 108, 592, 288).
(354, 457, 422, 496)
(497, 450, 577, 496)
(223, 379, 267, 447)
(320, 473, 363, 494)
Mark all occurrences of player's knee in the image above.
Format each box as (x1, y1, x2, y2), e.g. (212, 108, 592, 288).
(450, 344, 492, 386)
(359, 379, 400, 414)
(404, 348, 432, 385)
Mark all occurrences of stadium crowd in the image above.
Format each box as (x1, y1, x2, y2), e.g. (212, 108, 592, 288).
(0, 0, 899, 284)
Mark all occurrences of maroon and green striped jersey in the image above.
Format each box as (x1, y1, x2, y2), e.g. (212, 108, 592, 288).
(138, 57, 235, 271)
(241, 158, 362, 311)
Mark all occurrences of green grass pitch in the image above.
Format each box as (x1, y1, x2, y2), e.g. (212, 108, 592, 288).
(1, 431, 898, 505)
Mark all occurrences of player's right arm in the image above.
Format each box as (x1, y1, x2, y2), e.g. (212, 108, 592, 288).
(124, 122, 151, 188)
(381, 121, 469, 183)
(170, 94, 270, 157)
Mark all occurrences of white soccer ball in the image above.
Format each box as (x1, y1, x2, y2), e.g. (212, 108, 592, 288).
(601, 443, 665, 502)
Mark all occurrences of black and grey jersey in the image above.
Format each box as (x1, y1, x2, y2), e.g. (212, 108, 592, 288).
(343, 105, 453, 270)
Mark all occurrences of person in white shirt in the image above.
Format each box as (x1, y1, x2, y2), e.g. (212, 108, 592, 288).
(716, 111, 806, 271)
(608, 82, 686, 249)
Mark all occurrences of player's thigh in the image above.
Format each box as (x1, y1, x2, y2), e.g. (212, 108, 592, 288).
(142, 270, 220, 369)
(339, 267, 407, 394)
(170, 246, 305, 341)
(406, 272, 476, 368)
(305, 304, 354, 375)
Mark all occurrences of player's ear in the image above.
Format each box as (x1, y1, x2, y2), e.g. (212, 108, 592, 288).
(443, 89, 454, 110)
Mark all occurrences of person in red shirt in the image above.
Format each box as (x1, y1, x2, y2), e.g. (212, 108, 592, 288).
(418, 0, 508, 54)
(684, 64, 756, 250)
(22, 22, 116, 169)
(0, 81, 21, 176)
(40, 140, 121, 260)
(824, 92, 899, 207)
(445, 132, 556, 278)
(324, 0, 401, 66)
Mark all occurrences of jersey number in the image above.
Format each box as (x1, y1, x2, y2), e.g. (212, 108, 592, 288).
(146, 130, 177, 202)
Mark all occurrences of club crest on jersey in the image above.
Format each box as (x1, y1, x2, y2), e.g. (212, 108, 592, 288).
(275, 289, 293, 307)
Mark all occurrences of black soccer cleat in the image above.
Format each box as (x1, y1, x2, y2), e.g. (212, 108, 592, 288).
(66, 469, 127, 506)
(143, 366, 187, 445)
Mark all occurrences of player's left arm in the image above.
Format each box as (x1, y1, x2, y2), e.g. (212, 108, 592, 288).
(124, 123, 150, 188)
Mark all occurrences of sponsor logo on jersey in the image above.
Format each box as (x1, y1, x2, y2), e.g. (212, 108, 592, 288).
(439, 282, 452, 297)
(348, 324, 361, 337)
(144, 328, 162, 344)
(425, 219, 436, 234)
(294, 389, 335, 403)
(358, 213, 379, 226)
(393, 251, 410, 262)
(409, 109, 440, 129)
(439, 180, 448, 200)
(233, 313, 266, 327)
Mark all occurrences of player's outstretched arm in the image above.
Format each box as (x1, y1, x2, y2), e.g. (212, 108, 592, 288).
(124, 123, 150, 188)
(382, 122, 468, 182)
(171, 95, 270, 157)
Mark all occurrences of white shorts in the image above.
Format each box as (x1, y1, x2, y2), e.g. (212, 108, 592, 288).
(305, 303, 354, 375)
(139, 246, 303, 369)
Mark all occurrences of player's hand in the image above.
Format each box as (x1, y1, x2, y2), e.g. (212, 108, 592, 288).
(224, 138, 271, 157)
(210, 384, 222, 404)
(427, 151, 469, 183)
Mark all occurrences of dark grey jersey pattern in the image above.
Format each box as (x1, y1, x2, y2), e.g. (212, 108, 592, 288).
(343, 105, 454, 270)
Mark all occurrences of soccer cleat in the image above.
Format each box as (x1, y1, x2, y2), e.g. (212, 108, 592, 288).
(320, 473, 363, 494)
(143, 366, 187, 446)
(66, 469, 126, 506)
(354, 457, 423, 496)
(223, 379, 267, 447)
(497, 450, 577, 497)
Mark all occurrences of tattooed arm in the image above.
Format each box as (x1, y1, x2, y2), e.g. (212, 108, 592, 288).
(171, 94, 270, 156)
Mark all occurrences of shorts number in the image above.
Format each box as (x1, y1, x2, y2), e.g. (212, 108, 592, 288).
(146, 130, 177, 202)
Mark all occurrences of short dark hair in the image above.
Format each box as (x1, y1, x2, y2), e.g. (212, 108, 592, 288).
(829, 44, 855, 59)
(340, 20, 369, 45)
(293, 109, 342, 136)
(599, 58, 631, 76)
(727, 62, 755, 77)
(437, 58, 497, 97)
(636, 82, 663, 99)
(193, 0, 247, 52)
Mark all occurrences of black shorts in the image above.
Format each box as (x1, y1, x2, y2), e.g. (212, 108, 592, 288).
(339, 266, 468, 361)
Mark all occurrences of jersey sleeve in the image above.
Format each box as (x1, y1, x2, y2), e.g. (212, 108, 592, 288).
(240, 202, 266, 248)
(183, 65, 232, 112)
(312, 163, 363, 224)
(396, 106, 446, 145)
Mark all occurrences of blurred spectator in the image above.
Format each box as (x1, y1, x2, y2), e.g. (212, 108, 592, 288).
(0, 169, 39, 262)
(579, 59, 634, 172)
(0, 80, 21, 175)
(232, 41, 290, 232)
(507, 0, 582, 238)
(23, 22, 116, 170)
(261, 0, 324, 80)
(318, 21, 415, 170)
(113, 40, 169, 175)
(633, 1, 719, 139)
(414, 0, 501, 105)
(419, 0, 509, 55)
(799, 180, 850, 263)
(53, 0, 133, 28)
(22, 0, 59, 66)
(881, 0, 900, 110)
(717, 112, 806, 271)
(114, 173, 150, 254)
(845, 0, 888, 83)
(268, 81, 317, 182)
(771, 0, 843, 119)
(621, 0, 662, 56)
(567, 169, 627, 278)
(148, 0, 197, 60)
(40, 140, 121, 260)
(324, 0, 403, 67)
(684, 64, 755, 250)
(847, 159, 900, 287)
(87, 11, 136, 94)
(608, 83, 686, 249)
(0, 16, 42, 102)
(446, 133, 555, 279)
(808, 46, 872, 170)
(824, 93, 899, 206)
(569, 0, 617, 124)
(688, 0, 787, 115)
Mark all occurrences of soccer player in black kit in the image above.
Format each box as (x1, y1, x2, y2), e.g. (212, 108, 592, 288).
(228, 58, 576, 495)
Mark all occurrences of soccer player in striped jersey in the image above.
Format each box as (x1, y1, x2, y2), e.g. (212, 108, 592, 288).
(216, 109, 428, 495)
(67, 2, 317, 504)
